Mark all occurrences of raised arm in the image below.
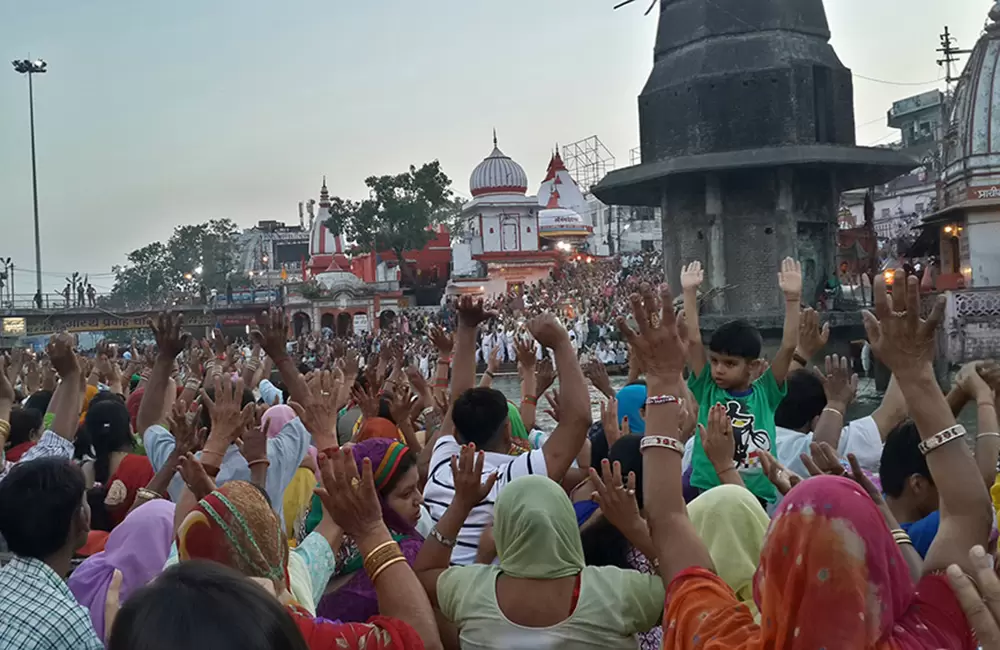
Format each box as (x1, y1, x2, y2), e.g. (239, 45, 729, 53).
(451, 297, 496, 400)
(625, 284, 714, 584)
(955, 363, 1000, 488)
(47, 334, 85, 442)
(771, 257, 802, 386)
(532, 314, 593, 482)
(318, 448, 443, 650)
(252, 308, 309, 407)
(514, 337, 539, 431)
(680, 261, 707, 376)
(789, 308, 829, 371)
(869, 374, 908, 441)
(864, 273, 992, 577)
(137, 313, 189, 436)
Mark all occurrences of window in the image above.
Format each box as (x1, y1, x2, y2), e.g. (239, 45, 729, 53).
(881, 208, 890, 219)
(915, 202, 925, 213)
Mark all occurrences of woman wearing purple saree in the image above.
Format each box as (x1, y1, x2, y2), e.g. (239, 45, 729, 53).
(316, 438, 425, 623)
(68, 499, 175, 642)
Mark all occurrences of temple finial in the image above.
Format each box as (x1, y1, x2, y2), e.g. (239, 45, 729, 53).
(493, 128, 498, 148)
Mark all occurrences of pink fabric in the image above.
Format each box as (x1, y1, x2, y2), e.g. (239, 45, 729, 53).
(263, 405, 297, 439)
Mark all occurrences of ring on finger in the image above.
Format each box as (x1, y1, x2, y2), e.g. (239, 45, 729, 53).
(350, 477, 360, 490)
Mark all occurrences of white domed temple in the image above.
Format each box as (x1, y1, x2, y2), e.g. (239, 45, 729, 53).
(536, 150, 593, 243)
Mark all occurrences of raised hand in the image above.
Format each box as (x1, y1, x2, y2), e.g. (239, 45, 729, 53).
(450, 443, 498, 512)
(777, 257, 803, 301)
(251, 307, 289, 360)
(846, 453, 884, 506)
(617, 283, 687, 383)
(527, 313, 569, 350)
(389, 383, 414, 426)
(170, 399, 204, 456)
(680, 261, 704, 292)
(543, 390, 561, 423)
(428, 326, 454, 356)
(758, 450, 802, 496)
(0, 356, 14, 406)
(800, 441, 846, 477)
(486, 346, 501, 374)
(947, 546, 1000, 650)
(351, 380, 380, 421)
(149, 312, 190, 360)
(584, 359, 614, 398)
(200, 375, 254, 451)
(47, 333, 80, 377)
(862, 272, 946, 375)
(797, 308, 830, 360)
(237, 409, 268, 465)
(957, 361, 996, 404)
(535, 357, 556, 397)
(315, 447, 384, 540)
(456, 296, 497, 329)
(813, 354, 859, 411)
(699, 404, 735, 474)
(589, 459, 643, 537)
(177, 452, 216, 501)
(514, 336, 537, 370)
(600, 398, 622, 448)
(288, 369, 346, 450)
(678, 385, 699, 443)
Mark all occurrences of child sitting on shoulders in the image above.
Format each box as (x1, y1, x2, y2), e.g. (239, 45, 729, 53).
(680, 258, 802, 504)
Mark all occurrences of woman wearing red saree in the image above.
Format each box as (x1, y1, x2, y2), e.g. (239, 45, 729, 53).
(83, 399, 154, 531)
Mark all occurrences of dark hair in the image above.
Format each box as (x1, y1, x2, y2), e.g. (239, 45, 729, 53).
(7, 407, 43, 449)
(85, 400, 135, 531)
(23, 389, 53, 414)
(107, 561, 309, 650)
(588, 423, 611, 468)
(378, 396, 393, 422)
(381, 450, 417, 496)
(199, 386, 256, 432)
(582, 436, 645, 569)
(774, 369, 828, 430)
(879, 421, 932, 498)
(451, 387, 509, 448)
(0, 457, 86, 559)
(708, 319, 762, 360)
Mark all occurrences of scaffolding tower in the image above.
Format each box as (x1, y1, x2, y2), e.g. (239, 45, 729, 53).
(561, 136, 616, 194)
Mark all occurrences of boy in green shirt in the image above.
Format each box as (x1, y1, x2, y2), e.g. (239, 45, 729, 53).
(680, 258, 802, 503)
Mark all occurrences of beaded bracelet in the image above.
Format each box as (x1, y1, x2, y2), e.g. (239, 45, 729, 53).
(917, 424, 966, 456)
(821, 407, 843, 418)
(522, 395, 538, 406)
(639, 435, 685, 455)
(646, 394, 680, 406)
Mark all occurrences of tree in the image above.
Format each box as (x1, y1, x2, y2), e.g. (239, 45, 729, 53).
(109, 218, 240, 307)
(325, 161, 453, 284)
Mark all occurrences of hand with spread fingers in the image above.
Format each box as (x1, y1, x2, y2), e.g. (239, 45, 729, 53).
(450, 443, 498, 513)
(148, 312, 190, 360)
(514, 336, 537, 371)
(200, 375, 254, 459)
(170, 399, 204, 457)
(47, 333, 80, 378)
(585, 359, 615, 399)
(456, 296, 497, 329)
(251, 307, 289, 360)
(862, 271, 946, 375)
(289, 369, 346, 451)
(351, 380, 380, 422)
(617, 283, 688, 383)
(176, 452, 217, 501)
(812, 354, 859, 412)
(589, 459, 643, 538)
(526, 313, 569, 350)
(800, 441, 846, 477)
(315, 447, 385, 540)
(429, 326, 454, 357)
(797, 307, 830, 362)
(947, 545, 1000, 650)
(535, 357, 556, 398)
(237, 408, 269, 465)
(758, 450, 802, 496)
(678, 386, 699, 443)
(543, 390, 561, 423)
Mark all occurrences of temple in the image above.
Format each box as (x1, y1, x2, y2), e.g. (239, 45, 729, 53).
(537, 150, 593, 244)
(593, 0, 917, 320)
(306, 177, 351, 276)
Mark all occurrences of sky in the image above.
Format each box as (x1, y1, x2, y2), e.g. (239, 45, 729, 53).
(0, 0, 987, 295)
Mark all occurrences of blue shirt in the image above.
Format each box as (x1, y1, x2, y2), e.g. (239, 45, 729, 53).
(900, 511, 940, 558)
(0, 556, 103, 649)
(143, 417, 311, 523)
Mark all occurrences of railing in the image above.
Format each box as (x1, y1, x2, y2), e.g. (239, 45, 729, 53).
(943, 287, 1000, 363)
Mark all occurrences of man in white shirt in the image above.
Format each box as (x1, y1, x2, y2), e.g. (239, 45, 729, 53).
(422, 301, 592, 565)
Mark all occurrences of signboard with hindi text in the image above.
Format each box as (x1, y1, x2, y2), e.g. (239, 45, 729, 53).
(25, 312, 215, 336)
(968, 186, 1000, 202)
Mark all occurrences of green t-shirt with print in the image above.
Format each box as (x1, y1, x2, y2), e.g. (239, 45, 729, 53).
(687, 366, 787, 503)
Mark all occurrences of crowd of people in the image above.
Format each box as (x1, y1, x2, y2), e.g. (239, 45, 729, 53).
(2, 255, 1000, 649)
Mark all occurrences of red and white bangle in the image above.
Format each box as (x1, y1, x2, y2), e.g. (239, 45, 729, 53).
(639, 435, 685, 455)
(646, 394, 680, 406)
(917, 424, 966, 455)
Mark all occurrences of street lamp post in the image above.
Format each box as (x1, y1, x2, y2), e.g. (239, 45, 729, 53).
(12, 59, 47, 300)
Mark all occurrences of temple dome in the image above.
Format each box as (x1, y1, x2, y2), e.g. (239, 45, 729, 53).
(943, 6, 1000, 180)
(470, 134, 528, 197)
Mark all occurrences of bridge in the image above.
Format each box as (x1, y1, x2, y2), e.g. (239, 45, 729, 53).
(0, 291, 281, 340)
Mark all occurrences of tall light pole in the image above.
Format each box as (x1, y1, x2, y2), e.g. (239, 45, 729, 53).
(12, 59, 47, 300)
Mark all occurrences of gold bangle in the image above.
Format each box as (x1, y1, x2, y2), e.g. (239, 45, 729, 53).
(0, 420, 10, 439)
(363, 540, 397, 565)
(369, 556, 407, 583)
(136, 488, 163, 501)
(364, 544, 403, 577)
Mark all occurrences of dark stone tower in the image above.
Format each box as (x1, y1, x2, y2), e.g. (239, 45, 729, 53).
(593, 0, 916, 321)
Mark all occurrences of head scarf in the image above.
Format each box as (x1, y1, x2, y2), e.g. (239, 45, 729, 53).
(68, 500, 175, 640)
(79, 385, 99, 426)
(753, 476, 924, 648)
(494, 475, 584, 580)
(315, 438, 423, 623)
(615, 384, 646, 434)
(508, 402, 527, 440)
(355, 417, 402, 443)
(262, 404, 297, 439)
(688, 485, 769, 619)
(177, 481, 289, 591)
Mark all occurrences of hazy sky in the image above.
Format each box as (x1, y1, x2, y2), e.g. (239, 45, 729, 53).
(0, 0, 987, 294)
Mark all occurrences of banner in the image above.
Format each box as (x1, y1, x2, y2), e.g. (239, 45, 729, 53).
(26, 312, 215, 336)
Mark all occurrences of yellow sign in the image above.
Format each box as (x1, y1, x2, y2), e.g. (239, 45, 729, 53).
(26, 312, 215, 336)
(2, 317, 26, 336)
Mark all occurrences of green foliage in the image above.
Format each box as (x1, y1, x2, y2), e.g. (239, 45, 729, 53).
(109, 219, 240, 307)
(324, 161, 453, 282)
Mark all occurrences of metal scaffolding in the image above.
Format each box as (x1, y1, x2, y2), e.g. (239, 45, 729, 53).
(561, 135, 616, 193)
